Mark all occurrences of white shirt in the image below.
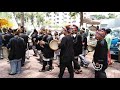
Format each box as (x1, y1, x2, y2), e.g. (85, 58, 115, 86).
(59, 34, 65, 41)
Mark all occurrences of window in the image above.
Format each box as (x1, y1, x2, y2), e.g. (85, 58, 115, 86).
(57, 22, 59, 24)
(64, 21, 67, 23)
(64, 17, 67, 19)
(57, 18, 59, 20)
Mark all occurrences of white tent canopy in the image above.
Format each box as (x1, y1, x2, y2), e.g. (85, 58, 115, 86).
(83, 17, 100, 25)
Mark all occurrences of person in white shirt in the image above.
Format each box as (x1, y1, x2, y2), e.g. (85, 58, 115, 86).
(59, 31, 65, 41)
(105, 28, 113, 65)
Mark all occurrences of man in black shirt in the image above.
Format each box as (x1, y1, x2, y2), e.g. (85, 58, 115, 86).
(58, 25, 74, 78)
(39, 30, 54, 72)
(72, 25, 82, 74)
(19, 28, 29, 67)
(4, 29, 14, 47)
(7, 30, 26, 75)
(93, 28, 108, 78)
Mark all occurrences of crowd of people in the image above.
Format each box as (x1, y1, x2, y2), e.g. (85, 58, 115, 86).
(0, 24, 113, 78)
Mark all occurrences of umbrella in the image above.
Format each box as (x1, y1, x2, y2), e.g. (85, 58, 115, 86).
(0, 18, 13, 28)
(0, 18, 8, 27)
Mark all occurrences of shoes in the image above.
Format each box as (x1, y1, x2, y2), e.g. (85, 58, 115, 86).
(74, 69, 82, 74)
(39, 69, 45, 72)
(108, 62, 114, 65)
(80, 64, 84, 67)
(83, 64, 89, 68)
(33, 54, 37, 56)
(0, 56, 4, 59)
(47, 68, 54, 72)
(9, 72, 16, 75)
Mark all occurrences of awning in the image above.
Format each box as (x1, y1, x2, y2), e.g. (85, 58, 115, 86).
(83, 18, 100, 25)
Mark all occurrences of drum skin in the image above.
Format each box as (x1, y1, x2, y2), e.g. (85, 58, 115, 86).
(49, 40, 59, 51)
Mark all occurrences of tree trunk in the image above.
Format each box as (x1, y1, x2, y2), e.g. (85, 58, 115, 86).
(31, 13, 34, 25)
(13, 12, 19, 25)
(80, 12, 83, 27)
(21, 12, 24, 27)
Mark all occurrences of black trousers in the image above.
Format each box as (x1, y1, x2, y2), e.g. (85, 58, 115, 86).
(42, 60, 53, 70)
(21, 51, 26, 66)
(95, 65, 108, 78)
(59, 61, 74, 78)
(73, 57, 80, 70)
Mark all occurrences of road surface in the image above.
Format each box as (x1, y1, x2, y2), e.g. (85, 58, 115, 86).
(0, 50, 120, 78)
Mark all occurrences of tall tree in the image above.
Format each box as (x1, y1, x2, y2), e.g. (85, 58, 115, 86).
(13, 12, 21, 25)
(0, 12, 12, 19)
(69, 12, 83, 27)
(108, 13, 117, 19)
(80, 12, 83, 26)
(36, 12, 45, 27)
(91, 14, 107, 20)
(21, 12, 24, 27)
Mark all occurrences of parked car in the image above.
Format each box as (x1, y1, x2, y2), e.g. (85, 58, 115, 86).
(110, 28, 120, 56)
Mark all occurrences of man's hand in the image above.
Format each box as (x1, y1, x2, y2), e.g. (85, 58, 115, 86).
(95, 62, 100, 67)
(82, 42, 85, 45)
(40, 40, 45, 45)
(58, 41, 61, 44)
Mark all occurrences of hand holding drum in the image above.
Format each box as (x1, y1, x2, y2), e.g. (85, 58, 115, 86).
(39, 40, 45, 47)
(39, 40, 45, 45)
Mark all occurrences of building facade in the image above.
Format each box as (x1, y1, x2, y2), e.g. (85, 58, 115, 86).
(44, 12, 80, 27)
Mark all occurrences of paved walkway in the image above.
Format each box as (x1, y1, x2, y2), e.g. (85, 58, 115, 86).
(0, 50, 120, 78)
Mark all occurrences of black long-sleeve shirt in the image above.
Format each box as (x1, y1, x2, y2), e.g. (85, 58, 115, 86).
(73, 34, 83, 56)
(59, 35, 74, 62)
(7, 36, 26, 60)
(93, 39, 108, 65)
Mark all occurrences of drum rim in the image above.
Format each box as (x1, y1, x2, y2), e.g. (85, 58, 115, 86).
(49, 40, 59, 50)
(87, 45, 94, 52)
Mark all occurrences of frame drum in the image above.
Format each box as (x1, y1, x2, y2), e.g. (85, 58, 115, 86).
(87, 45, 94, 52)
(49, 40, 59, 50)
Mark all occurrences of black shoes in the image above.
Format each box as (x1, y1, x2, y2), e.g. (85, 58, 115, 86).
(33, 54, 37, 56)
